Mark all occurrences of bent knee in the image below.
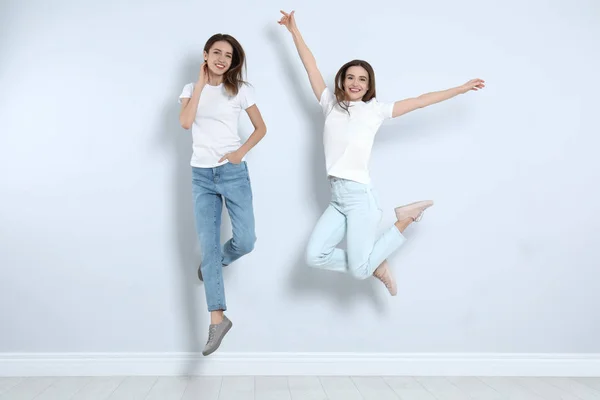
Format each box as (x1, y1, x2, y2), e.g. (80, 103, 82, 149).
(305, 246, 325, 268)
(239, 237, 256, 254)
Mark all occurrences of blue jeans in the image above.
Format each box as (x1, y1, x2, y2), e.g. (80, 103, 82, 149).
(192, 162, 256, 312)
(306, 177, 406, 279)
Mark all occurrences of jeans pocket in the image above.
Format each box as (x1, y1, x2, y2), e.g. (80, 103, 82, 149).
(243, 162, 251, 184)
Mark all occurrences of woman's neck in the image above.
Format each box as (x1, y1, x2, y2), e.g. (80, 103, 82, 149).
(207, 72, 223, 86)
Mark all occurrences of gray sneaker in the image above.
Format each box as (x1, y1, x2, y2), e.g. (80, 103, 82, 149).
(202, 316, 233, 356)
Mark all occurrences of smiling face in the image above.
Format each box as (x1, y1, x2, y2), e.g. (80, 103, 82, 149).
(204, 40, 234, 76)
(334, 60, 377, 106)
(201, 33, 246, 96)
(343, 65, 370, 101)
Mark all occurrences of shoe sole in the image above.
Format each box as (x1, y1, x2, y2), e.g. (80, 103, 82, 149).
(373, 262, 397, 296)
(201, 321, 233, 357)
(389, 285, 398, 296)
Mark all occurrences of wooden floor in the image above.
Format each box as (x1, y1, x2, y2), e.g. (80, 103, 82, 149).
(1, 376, 600, 399)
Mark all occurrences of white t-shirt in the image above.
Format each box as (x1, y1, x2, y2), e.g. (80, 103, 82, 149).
(319, 87, 394, 184)
(178, 82, 255, 168)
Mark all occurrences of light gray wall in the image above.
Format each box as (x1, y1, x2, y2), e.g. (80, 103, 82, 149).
(1, 0, 599, 353)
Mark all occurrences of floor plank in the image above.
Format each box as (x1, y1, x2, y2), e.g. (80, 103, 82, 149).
(0, 378, 23, 396)
(71, 377, 124, 400)
(542, 377, 600, 400)
(479, 377, 545, 400)
(218, 376, 254, 400)
(181, 377, 222, 400)
(415, 377, 470, 400)
(107, 376, 158, 400)
(383, 377, 437, 400)
(576, 378, 600, 393)
(144, 377, 189, 400)
(352, 376, 399, 400)
(511, 377, 581, 400)
(446, 377, 505, 400)
(319, 377, 363, 400)
(0, 378, 55, 400)
(255, 376, 291, 400)
(34, 377, 91, 400)
(287, 376, 327, 400)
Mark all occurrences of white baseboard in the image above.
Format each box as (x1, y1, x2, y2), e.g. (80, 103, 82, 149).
(1, 352, 599, 377)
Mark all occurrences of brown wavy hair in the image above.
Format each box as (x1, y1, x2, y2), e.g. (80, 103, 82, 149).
(334, 59, 377, 113)
(203, 33, 247, 96)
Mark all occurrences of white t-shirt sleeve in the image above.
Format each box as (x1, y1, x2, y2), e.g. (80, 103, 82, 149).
(319, 87, 336, 115)
(238, 84, 256, 110)
(374, 98, 395, 121)
(178, 83, 194, 104)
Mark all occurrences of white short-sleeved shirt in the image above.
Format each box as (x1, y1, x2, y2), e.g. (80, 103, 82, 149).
(319, 87, 394, 184)
(178, 82, 255, 168)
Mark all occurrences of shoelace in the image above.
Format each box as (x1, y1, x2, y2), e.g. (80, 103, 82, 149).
(207, 325, 217, 343)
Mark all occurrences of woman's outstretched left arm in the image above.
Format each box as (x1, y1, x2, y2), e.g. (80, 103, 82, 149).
(391, 78, 485, 118)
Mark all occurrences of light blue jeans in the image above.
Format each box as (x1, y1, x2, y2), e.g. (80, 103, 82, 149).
(306, 177, 406, 279)
(192, 162, 256, 312)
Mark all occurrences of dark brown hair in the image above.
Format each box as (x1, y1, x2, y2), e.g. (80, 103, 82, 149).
(334, 59, 377, 113)
(203, 33, 247, 96)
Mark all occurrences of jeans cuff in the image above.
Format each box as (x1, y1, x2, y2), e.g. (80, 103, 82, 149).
(393, 225, 407, 242)
(208, 304, 227, 312)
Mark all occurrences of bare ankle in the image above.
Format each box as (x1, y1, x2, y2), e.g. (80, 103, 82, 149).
(210, 310, 224, 325)
(395, 218, 412, 233)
